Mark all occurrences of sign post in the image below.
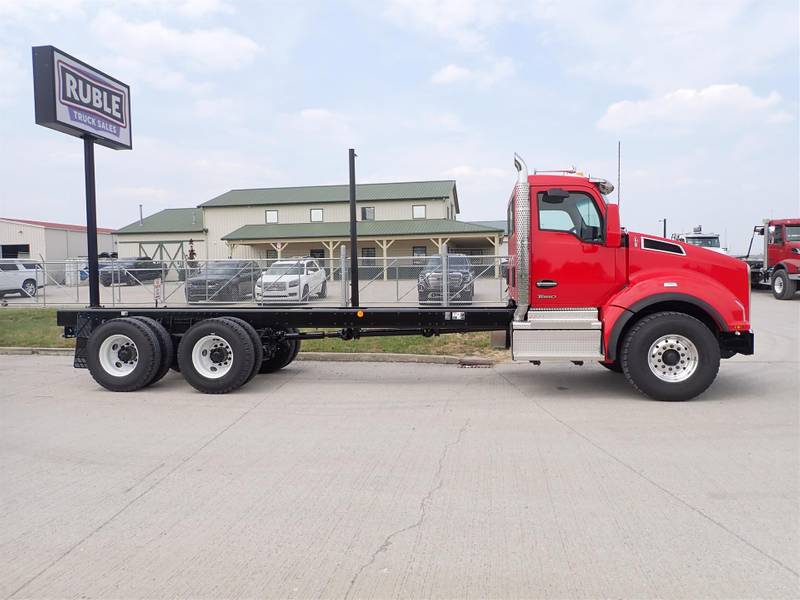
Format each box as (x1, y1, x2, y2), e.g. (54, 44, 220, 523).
(32, 45, 132, 307)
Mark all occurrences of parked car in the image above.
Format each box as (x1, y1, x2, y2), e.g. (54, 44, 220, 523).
(255, 258, 327, 303)
(417, 254, 475, 304)
(0, 260, 44, 298)
(99, 257, 164, 286)
(185, 261, 256, 303)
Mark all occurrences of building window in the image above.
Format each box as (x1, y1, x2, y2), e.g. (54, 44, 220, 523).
(412, 245, 427, 265)
(361, 206, 375, 221)
(266, 249, 278, 260)
(361, 247, 376, 266)
(310, 208, 323, 222)
(412, 205, 426, 219)
(310, 249, 324, 259)
(265, 210, 278, 224)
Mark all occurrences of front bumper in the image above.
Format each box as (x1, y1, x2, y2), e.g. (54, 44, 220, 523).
(719, 330, 754, 358)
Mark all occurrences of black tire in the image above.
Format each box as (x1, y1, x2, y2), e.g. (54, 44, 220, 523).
(318, 279, 327, 298)
(178, 318, 256, 394)
(598, 361, 623, 373)
(620, 311, 720, 402)
(129, 316, 174, 385)
(20, 279, 37, 297)
(219, 317, 263, 384)
(86, 318, 162, 392)
(258, 329, 299, 374)
(771, 270, 797, 300)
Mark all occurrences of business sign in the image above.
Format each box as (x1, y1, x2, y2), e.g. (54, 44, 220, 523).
(32, 46, 132, 150)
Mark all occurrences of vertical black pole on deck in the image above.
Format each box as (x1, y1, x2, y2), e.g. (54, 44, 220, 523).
(348, 148, 359, 307)
(662, 218, 667, 238)
(83, 136, 100, 307)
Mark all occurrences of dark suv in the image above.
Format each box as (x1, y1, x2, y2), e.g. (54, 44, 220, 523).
(99, 257, 163, 286)
(185, 261, 256, 303)
(417, 254, 475, 304)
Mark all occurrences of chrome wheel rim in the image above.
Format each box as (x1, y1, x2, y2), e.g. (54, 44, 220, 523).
(774, 276, 784, 294)
(191, 334, 233, 379)
(98, 334, 138, 377)
(22, 281, 36, 296)
(647, 334, 699, 383)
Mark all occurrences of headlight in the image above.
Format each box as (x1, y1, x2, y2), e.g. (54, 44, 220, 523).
(288, 279, 299, 287)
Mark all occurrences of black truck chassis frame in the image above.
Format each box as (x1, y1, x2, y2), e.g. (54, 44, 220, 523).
(58, 306, 516, 368)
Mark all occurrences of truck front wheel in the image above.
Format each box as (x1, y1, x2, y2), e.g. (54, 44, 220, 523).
(620, 311, 720, 401)
(771, 270, 797, 300)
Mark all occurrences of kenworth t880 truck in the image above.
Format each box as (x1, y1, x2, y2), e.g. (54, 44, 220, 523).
(57, 154, 754, 402)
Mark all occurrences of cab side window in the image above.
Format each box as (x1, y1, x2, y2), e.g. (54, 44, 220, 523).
(769, 225, 784, 245)
(537, 191, 604, 243)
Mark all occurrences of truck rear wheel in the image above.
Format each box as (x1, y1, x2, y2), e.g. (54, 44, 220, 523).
(771, 270, 797, 300)
(178, 318, 256, 394)
(218, 317, 263, 383)
(86, 318, 162, 392)
(129, 316, 174, 385)
(620, 311, 720, 401)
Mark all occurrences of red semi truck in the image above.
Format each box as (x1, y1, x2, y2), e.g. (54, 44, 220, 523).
(742, 218, 800, 299)
(57, 154, 754, 401)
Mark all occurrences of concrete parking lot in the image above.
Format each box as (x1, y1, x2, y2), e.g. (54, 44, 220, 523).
(1, 291, 798, 598)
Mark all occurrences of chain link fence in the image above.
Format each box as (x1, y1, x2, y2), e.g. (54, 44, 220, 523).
(0, 251, 509, 308)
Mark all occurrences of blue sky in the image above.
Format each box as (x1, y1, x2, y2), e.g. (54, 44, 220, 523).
(0, 0, 797, 252)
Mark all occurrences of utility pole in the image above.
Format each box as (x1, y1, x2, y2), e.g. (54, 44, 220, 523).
(659, 218, 667, 237)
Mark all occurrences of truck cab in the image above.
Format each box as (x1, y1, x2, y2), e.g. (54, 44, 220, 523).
(672, 228, 727, 255)
(506, 155, 753, 401)
(744, 218, 800, 299)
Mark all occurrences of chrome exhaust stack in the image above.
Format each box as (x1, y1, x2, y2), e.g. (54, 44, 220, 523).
(513, 153, 530, 321)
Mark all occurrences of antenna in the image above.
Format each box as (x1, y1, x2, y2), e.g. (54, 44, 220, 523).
(617, 140, 621, 206)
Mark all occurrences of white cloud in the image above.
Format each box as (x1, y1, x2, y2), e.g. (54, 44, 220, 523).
(431, 57, 514, 86)
(384, 0, 515, 51)
(90, 10, 261, 71)
(598, 84, 792, 131)
(0, 48, 26, 106)
(294, 108, 354, 142)
(530, 0, 798, 92)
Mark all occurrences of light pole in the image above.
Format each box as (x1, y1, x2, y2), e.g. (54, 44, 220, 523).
(658, 218, 667, 238)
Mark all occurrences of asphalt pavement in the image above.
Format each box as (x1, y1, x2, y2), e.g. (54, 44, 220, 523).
(0, 290, 797, 598)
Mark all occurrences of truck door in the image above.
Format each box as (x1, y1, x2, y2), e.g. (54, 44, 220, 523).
(767, 223, 784, 266)
(531, 187, 622, 308)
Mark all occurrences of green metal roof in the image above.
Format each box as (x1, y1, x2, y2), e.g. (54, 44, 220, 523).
(222, 219, 502, 241)
(469, 220, 508, 236)
(202, 180, 459, 211)
(116, 208, 204, 235)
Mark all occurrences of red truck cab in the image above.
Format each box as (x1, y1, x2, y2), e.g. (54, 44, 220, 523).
(507, 156, 753, 401)
(743, 218, 800, 299)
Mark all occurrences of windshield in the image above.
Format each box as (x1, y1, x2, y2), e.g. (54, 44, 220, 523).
(199, 263, 248, 275)
(265, 264, 302, 276)
(685, 237, 720, 248)
(424, 256, 470, 269)
(786, 226, 800, 242)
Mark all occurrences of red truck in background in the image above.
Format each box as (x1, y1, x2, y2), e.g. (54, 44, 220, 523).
(742, 218, 800, 300)
(59, 153, 754, 402)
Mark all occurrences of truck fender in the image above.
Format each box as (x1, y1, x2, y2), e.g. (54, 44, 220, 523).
(774, 259, 800, 274)
(602, 276, 743, 361)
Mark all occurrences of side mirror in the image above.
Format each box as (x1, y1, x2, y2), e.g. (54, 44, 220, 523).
(606, 203, 622, 248)
(580, 225, 599, 242)
(542, 188, 570, 204)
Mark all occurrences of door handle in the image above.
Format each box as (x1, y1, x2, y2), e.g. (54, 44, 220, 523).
(536, 279, 558, 288)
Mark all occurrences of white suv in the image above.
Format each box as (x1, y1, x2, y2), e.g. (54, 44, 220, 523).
(0, 261, 45, 298)
(255, 258, 327, 303)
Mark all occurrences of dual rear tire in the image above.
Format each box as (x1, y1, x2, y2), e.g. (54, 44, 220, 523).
(87, 317, 299, 394)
